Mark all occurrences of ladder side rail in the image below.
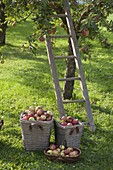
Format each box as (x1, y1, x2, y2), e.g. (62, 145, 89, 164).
(45, 37, 65, 117)
(63, 0, 95, 131)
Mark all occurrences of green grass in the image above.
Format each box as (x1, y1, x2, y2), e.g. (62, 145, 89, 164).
(0, 19, 113, 170)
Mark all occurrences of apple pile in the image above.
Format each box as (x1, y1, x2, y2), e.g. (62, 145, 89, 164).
(21, 106, 53, 121)
(59, 115, 79, 126)
(46, 143, 79, 158)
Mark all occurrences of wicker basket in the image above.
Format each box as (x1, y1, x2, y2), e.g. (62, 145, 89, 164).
(20, 112, 53, 151)
(54, 120, 84, 148)
(44, 147, 81, 163)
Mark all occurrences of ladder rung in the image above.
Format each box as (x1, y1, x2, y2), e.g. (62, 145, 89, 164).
(50, 35, 71, 39)
(51, 14, 67, 18)
(59, 77, 81, 81)
(54, 55, 75, 59)
(63, 99, 85, 104)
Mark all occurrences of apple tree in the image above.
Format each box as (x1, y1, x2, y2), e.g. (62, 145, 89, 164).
(1, 0, 113, 99)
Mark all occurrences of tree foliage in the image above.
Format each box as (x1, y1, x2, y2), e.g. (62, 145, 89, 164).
(3, 0, 113, 50)
(1, 0, 113, 99)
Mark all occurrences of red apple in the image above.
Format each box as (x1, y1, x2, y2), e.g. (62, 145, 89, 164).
(66, 116, 73, 123)
(67, 122, 73, 126)
(28, 113, 34, 118)
(60, 116, 67, 122)
(35, 106, 43, 112)
(61, 122, 67, 126)
(72, 119, 79, 125)
(67, 147, 73, 152)
(22, 116, 29, 120)
(36, 116, 43, 121)
(52, 149, 59, 156)
(64, 148, 70, 155)
(69, 150, 78, 157)
(81, 47, 87, 53)
(38, 35, 45, 42)
(81, 28, 89, 37)
(49, 144, 57, 150)
(37, 109, 44, 116)
(46, 115, 52, 121)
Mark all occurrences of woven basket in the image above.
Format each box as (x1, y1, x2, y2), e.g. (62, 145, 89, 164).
(44, 147, 81, 163)
(54, 120, 84, 148)
(20, 112, 53, 151)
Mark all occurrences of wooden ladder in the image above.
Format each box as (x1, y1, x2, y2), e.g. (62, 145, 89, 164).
(45, 0, 95, 131)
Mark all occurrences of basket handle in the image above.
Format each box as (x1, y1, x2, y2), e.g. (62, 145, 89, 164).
(69, 126, 79, 135)
(29, 123, 43, 130)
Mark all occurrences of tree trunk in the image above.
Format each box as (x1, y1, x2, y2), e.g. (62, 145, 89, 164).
(63, 38, 76, 99)
(0, 2, 7, 46)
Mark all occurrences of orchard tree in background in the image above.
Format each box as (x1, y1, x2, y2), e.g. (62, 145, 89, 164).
(1, 0, 113, 99)
(0, 1, 7, 45)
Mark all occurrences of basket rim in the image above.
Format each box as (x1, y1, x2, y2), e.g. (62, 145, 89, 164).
(20, 111, 54, 124)
(54, 120, 84, 129)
